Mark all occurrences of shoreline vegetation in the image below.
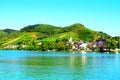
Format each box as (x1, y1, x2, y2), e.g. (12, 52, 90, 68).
(0, 23, 120, 54)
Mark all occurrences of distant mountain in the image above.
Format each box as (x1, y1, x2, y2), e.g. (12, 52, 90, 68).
(3, 29, 17, 33)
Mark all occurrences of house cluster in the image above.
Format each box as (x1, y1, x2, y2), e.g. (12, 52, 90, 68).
(3, 44, 27, 49)
(66, 36, 106, 51)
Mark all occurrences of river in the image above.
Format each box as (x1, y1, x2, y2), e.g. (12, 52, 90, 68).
(0, 50, 120, 80)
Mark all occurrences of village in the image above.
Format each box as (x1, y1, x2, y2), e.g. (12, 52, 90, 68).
(2, 36, 119, 54)
(66, 36, 106, 52)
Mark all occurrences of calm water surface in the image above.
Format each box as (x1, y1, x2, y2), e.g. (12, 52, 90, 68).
(0, 50, 120, 80)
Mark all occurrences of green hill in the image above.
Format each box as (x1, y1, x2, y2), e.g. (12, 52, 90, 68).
(0, 30, 8, 36)
(0, 23, 111, 47)
(62, 23, 99, 41)
(98, 31, 111, 38)
(39, 24, 99, 42)
(20, 23, 107, 42)
(1, 32, 40, 46)
(3, 29, 17, 34)
(21, 24, 61, 35)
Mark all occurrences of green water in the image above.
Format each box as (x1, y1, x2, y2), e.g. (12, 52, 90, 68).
(0, 50, 120, 80)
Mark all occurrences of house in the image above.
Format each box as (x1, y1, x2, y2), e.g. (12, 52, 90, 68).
(96, 38, 106, 52)
(37, 42, 42, 45)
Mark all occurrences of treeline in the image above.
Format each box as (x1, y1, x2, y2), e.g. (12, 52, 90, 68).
(4, 38, 72, 51)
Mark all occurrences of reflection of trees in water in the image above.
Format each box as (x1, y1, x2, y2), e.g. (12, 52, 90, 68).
(20, 56, 43, 66)
(70, 55, 86, 67)
(69, 55, 89, 78)
(21, 56, 71, 66)
(69, 55, 87, 74)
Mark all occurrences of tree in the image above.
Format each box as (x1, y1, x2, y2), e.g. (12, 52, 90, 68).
(40, 42, 48, 51)
(48, 41, 55, 50)
(56, 41, 65, 51)
(65, 43, 72, 50)
(104, 38, 117, 50)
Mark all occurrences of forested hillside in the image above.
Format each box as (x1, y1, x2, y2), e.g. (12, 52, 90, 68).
(0, 23, 117, 51)
(20, 23, 111, 42)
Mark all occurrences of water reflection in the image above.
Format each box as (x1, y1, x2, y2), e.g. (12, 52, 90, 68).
(0, 50, 120, 80)
(70, 55, 86, 67)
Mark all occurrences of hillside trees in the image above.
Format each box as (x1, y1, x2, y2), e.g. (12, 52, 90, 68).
(1, 23, 117, 51)
(104, 38, 118, 50)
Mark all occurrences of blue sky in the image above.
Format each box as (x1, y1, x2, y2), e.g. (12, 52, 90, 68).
(0, 0, 120, 36)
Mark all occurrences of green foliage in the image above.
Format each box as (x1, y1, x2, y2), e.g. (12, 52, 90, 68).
(21, 24, 61, 36)
(40, 42, 49, 51)
(61, 23, 85, 32)
(98, 31, 111, 38)
(0, 23, 116, 51)
(56, 41, 65, 51)
(0, 30, 8, 38)
(104, 38, 118, 50)
(3, 29, 17, 34)
(48, 42, 56, 50)
(78, 29, 94, 42)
